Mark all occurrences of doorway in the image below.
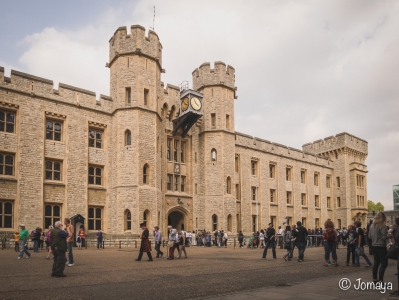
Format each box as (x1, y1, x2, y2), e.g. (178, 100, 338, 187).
(168, 210, 185, 230)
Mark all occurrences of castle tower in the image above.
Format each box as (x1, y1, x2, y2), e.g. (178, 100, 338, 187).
(106, 25, 163, 233)
(302, 133, 369, 226)
(192, 62, 237, 232)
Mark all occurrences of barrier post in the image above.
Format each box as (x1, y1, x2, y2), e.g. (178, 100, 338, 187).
(234, 237, 236, 249)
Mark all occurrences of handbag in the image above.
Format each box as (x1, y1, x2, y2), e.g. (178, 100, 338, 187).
(357, 246, 364, 256)
(387, 244, 399, 260)
(167, 240, 174, 247)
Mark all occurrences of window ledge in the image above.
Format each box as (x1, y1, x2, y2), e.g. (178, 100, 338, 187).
(315, 207, 321, 210)
(270, 203, 278, 206)
(252, 201, 260, 205)
(236, 200, 241, 203)
(44, 181, 65, 186)
(327, 208, 333, 211)
(0, 176, 17, 182)
(88, 185, 106, 190)
(0, 132, 16, 136)
(45, 140, 65, 145)
(302, 206, 308, 208)
(287, 205, 294, 207)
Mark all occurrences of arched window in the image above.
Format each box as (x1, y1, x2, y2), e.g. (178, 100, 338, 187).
(227, 214, 232, 232)
(125, 130, 131, 146)
(143, 210, 150, 227)
(143, 164, 149, 184)
(162, 103, 168, 119)
(211, 149, 217, 162)
(169, 105, 176, 121)
(226, 177, 231, 194)
(212, 214, 218, 231)
(125, 210, 131, 231)
(44, 204, 61, 228)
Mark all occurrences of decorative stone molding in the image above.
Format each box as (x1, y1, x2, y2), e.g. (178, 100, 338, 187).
(45, 111, 66, 119)
(88, 121, 107, 128)
(269, 161, 277, 165)
(286, 165, 293, 169)
(251, 157, 259, 161)
(0, 101, 19, 109)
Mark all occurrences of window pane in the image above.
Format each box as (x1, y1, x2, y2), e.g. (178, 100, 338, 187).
(88, 208, 94, 218)
(45, 171, 52, 180)
(54, 217, 60, 223)
(54, 172, 61, 181)
(95, 208, 102, 218)
(4, 215, 12, 228)
(127, 211, 131, 220)
(54, 123, 61, 132)
(96, 131, 102, 140)
(89, 130, 95, 139)
(0, 166, 3, 174)
(46, 131, 53, 140)
(95, 220, 101, 230)
(96, 140, 102, 148)
(0, 123, 4, 131)
(95, 168, 101, 176)
(6, 113, 14, 123)
(54, 162, 60, 171)
(5, 155, 13, 165)
(53, 205, 60, 216)
(46, 121, 53, 130)
(0, 154, 2, 164)
(126, 132, 131, 145)
(89, 167, 94, 175)
(88, 176, 94, 184)
(6, 124, 14, 133)
(45, 161, 52, 170)
(54, 132, 61, 141)
(0, 111, 4, 121)
(127, 221, 131, 230)
(89, 139, 94, 147)
(88, 219, 94, 230)
(95, 177, 101, 185)
(44, 218, 52, 229)
(45, 205, 52, 216)
(5, 166, 13, 175)
(0, 203, 2, 214)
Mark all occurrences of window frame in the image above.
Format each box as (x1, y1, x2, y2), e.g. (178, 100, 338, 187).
(269, 164, 275, 179)
(126, 87, 131, 104)
(270, 189, 276, 203)
(0, 152, 15, 176)
(286, 191, 292, 204)
(167, 174, 172, 191)
(0, 109, 16, 134)
(46, 119, 63, 142)
(88, 206, 102, 230)
(89, 128, 104, 149)
(0, 200, 13, 228)
(181, 176, 186, 192)
(45, 159, 62, 181)
(143, 164, 149, 185)
(212, 214, 218, 231)
(44, 204, 61, 229)
(88, 165, 103, 186)
(125, 130, 131, 146)
(125, 210, 132, 231)
(301, 193, 307, 206)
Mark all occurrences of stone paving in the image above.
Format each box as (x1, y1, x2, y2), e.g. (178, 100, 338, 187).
(0, 244, 397, 299)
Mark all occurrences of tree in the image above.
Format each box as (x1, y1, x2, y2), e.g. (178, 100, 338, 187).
(368, 200, 376, 212)
(375, 202, 385, 212)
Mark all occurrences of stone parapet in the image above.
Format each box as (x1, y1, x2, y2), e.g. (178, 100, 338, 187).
(192, 62, 236, 91)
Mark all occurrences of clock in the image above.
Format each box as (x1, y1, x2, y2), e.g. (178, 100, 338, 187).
(181, 97, 189, 112)
(191, 97, 202, 111)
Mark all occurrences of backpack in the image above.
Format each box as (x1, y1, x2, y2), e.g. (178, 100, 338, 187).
(284, 231, 291, 244)
(325, 228, 336, 242)
(77, 236, 82, 243)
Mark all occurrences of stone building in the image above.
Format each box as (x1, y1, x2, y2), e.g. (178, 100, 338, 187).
(0, 25, 369, 236)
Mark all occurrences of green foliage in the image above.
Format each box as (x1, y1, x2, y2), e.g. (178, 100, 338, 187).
(375, 202, 384, 211)
(368, 200, 384, 212)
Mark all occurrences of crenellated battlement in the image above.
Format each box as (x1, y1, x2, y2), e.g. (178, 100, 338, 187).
(302, 132, 368, 157)
(108, 25, 163, 69)
(192, 61, 236, 92)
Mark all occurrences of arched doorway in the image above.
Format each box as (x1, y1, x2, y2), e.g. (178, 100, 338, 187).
(168, 210, 185, 231)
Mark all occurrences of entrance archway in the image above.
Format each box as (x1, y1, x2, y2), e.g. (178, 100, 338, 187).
(168, 210, 185, 231)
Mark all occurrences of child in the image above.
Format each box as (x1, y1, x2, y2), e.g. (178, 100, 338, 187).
(14, 231, 20, 252)
(346, 225, 359, 266)
(76, 235, 82, 249)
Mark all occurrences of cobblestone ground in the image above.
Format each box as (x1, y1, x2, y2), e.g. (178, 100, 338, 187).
(1, 245, 395, 299)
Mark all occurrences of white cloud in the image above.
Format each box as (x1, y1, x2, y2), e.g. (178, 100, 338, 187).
(11, 0, 399, 209)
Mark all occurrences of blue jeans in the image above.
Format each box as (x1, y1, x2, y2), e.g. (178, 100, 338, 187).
(262, 240, 276, 258)
(356, 247, 371, 265)
(297, 242, 306, 260)
(97, 240, 102, 249)
(33, 240, 39, 252)
(289, 241, 296, 258)
(155, 242, 163, 257)
(67, 242, 74, 264)
(324, 242, 337, 261)
(19, 239, 31, 258)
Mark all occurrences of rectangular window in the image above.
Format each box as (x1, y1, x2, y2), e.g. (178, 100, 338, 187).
(356, 175, 365, 188)
(327, 197, 331, 208)
(88, 165, 103, 185)
(226, 114, 230, 129)
(251, 160, 257, 176)
(286, 167, 291, 181)
(286, 191, 292, 204)
(211, 113, 216, 128)
(0, 152, 15, 176)
(45, 160, 61, 181)
(252, 215, 257, 232)
(235, 156, 239, 172)
(269, 164, 275, 179)
(174, 175, 179, 191)
(126, 87, 131, 104)
(173, 140, 179, 162)
(337, 197, 341, 207)
(0, 200, 13, 228)
(314, 173, 319, 186)
(89, 128, 103, 149)
(88, 207, 102, 230)
(195, 152, 197, 163)
(315, 218, 320, 229)
(144, 89, 149, 105)
(326, 175, 331, 188)
(336, 177, 341, 188)
(315, 195, 320, 207)
(44, 204, 61, 229)
(286, 217, 292, 226)
(195, 183, 198, 194)
(337, 219, 341, 229)
(46, 120, 62, 141)
(301, 193, 307, 206)
(251, 187, 257, 201)
(270, 216, 276, 228)
(236, 184, 240, 200)
(181, 142, 186, 163)
(181, 176, 185, 192)
(270, 189, 276, 203)
(302, 218, 307, 228)
(167, 174, 172, 191)
(301, 170, 306, 184)
(167, 139, 172, 161)
(0, 110, 15, 133)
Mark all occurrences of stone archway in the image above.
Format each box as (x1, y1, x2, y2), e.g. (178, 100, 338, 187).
(167, 208, 188, 231)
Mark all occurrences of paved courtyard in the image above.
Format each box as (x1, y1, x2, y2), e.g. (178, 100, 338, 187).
(0, 245, 396, 299)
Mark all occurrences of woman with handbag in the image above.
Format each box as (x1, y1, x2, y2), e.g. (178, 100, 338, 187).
(323, 220, 338, 267)
(368, 212, 388, 283)
(355, 221, 372, 267)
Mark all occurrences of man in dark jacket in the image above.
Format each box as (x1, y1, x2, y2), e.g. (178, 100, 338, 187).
(292, 221, 307, 262)
(51, 221, 70, 277)
(262, 223, 276, 259)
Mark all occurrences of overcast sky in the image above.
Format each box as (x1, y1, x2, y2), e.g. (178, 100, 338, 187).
(1, 0, 398, 209)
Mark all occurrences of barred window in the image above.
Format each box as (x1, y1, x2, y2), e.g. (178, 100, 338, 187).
(0, 153, 14, 176)
(167, 174, 172, 191)
(0, 110, 15, 133)
(88, 166, 102, 185)
(212, 214, 218, 231)
(89, 128, 103, 149)
(46, 120, 62, 141)
(125, 130, 131, 146)
(181, 176, 186, 192)
(45, 160, 61, 181)
(125, 210, 131, 231)
(174, 175, 179, 191)
(0, 201, 13, 228)
(44, 204, 61, 228)
(88, 207, 102, 230)
(143, 164, 149, 184)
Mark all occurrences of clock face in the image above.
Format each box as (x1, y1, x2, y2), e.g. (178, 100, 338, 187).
(181, 97, 189, 112)
(191, 97, 202, 111)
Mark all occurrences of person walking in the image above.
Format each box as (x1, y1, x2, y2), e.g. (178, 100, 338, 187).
(355, 221, 372, 267)
(153, 226, 164, 258)
(283, 225, 292, 261)
(217, 230, 222, 248)
(177, 230, 187, 258)
(223, 231, 228, 248)
(45, 225, 53, 259)
(262, 223, 276, 259)
(238, 231, 244, 248)
(259, 230, 265, 248)
(33, 227, 41, 252)
(135, 222, 153, 261)
(293, 221, 307, 262)
(346, 225, 358, 266)
(64, 218, 74, 266)
(50, 221, 69, 277)
(368, 212, 388, 283)
(167, 228, 178, 260)
(323, 220, 338, 267)
(96, 229, 103, 249)
(290, 225, 297, 259)
(18, 224, 31, 259)
(78, 227, 85, 248)
(14, 231, 20, 252)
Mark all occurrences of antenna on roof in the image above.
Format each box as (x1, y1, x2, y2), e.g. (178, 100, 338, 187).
(150, 6, 155, 31)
